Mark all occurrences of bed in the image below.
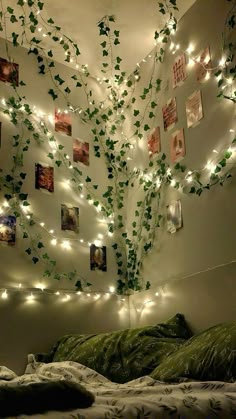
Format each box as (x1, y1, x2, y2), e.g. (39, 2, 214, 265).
(1, 314, 236, 418)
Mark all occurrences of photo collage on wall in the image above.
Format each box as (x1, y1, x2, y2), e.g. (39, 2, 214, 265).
(31, 101, 105, 273)
(157, 46, 209, 233)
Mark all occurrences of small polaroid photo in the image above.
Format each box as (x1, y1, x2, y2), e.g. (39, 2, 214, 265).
(0, 215, 16, 246)
(35, 162, 54, 193)
(148, 127, 161, 158)
(61, 204, 79, 233)
(90, 244, 107, 272)
(0, 57, 19, 86)
(73, 138, 89, 166)
(166, 200, 182, 234)
(55, 109, 72, 137)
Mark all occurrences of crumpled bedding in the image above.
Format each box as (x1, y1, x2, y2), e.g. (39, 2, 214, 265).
(1, 360, 236, 418)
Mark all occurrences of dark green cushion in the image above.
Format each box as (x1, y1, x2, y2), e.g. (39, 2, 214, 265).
(150, 321, 236, 382)
(37, 313, 191, 383)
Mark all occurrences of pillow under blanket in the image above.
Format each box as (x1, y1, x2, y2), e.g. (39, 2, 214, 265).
(34, 314, 192, 383)
(0, 380, 95, 417)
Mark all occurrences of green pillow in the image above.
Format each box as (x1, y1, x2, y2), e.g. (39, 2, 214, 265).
(151, 321, 236, 382)
(37, 313, 191, 383)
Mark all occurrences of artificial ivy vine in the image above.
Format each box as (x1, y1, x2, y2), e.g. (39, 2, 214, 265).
(0, 0, 235, 294)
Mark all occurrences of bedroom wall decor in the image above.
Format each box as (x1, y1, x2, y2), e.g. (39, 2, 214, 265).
(0, 0, 235, 299)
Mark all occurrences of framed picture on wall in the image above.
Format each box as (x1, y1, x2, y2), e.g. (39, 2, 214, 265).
(61, 204, 79, 233)
(148, 126, 161, 157)
(186, 90, 203, 128)
(166, 200, 182, 234)
(73, 138, 90, 166)
(162, 97, 178, 131)
(172, 54, 187, 89)
(0, 215, 16, 245)
(170, 128, 186, 163)
(196, 46, 212, 82)
(90, 244, 107, 272)
(35, 163, 54, 193)
(0, 57, 19, 86)
(55, 109, 72, 136)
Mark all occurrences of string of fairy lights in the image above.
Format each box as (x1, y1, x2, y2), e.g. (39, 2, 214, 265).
(0, 283, 127, 304)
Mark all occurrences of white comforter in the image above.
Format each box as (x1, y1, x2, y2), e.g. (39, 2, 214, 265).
(1, 360, 236, 418)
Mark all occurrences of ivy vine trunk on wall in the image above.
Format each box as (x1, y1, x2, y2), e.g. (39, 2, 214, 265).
(0, 0, 235, 295)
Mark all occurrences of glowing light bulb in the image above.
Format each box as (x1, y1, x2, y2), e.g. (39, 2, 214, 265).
(219, 57, 225, 67)
(36, 282, 45, 291)
(1, 290, 8, 299)
(109, 286, 115, 293)
(61, 240, 71, 249)
(26, 293, 35, 302)
(51, 238, 57, 246)
(170, 179, 176, 187)
(186, 44, 194, 54)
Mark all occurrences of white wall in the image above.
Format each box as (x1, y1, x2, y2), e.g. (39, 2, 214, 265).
(130, 0, 236, 332)
(0, 36, 128, 373)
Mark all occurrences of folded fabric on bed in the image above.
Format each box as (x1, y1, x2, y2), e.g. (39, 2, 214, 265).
(151, 320, 236, 382)
(0, 380, 95, 417)
(34, 313, 192, 383)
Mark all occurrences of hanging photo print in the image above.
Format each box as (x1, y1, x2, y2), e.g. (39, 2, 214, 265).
(61, 204, 79, 233)
(166, 200, 182, 234)
(186, 90, 203, 128)
(148, 127, 161, 157)
(0, 215, 16, 245)
(172, 54, 187, 88)
(55, 109, 72, 136)
(0, 57, 19, 86)
(35, 163, 54, 193)
(162, 97, 178, 131)
(196, 47, 212, 82)
(170, 128, 186, 163)
(73, 138, 90, 166)
(90, 244, 107, 272)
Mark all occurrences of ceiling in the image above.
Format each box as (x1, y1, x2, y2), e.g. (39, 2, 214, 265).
(3, 0, 196, 75)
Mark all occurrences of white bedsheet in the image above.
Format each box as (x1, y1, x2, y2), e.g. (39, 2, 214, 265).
(1, 361, 236, 418)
